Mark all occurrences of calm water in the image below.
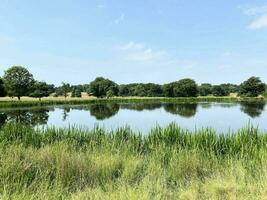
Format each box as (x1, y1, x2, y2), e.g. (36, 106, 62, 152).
(0, 102, 266, 133)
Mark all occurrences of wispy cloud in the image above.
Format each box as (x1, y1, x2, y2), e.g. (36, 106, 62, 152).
(120, 42, 145, 50)
(247, 15, 267, 30)
(242, 5, 267, 30)
(119, 42, 167, 62)
(243, 5, 267, 16)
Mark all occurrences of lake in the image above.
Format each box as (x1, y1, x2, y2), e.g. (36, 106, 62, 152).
(0, 102, 266, 133)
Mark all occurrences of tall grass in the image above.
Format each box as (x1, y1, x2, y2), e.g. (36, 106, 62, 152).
(1, 123, 267, 199)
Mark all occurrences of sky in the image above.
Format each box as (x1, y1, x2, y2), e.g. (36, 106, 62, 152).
(0, 0, 267, 86)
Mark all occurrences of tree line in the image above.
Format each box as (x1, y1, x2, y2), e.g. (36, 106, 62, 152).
(0, 66, 266, 100)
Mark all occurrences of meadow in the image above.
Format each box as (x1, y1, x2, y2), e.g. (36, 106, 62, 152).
(0, 95, 266, 109)
(1, 123, 267, 199)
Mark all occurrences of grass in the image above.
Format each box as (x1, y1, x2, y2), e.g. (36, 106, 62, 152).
(1, 123, 267, 199)
(0, 95, 266, 109)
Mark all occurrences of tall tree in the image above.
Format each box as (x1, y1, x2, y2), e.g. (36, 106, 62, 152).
(172, 79, 198, 97)
(239, 77, 265, 97)
(212, 85, 229, 96)
(0, 77, 7, 97)
(3, 66, 34, 100)
(88, 77, 118, 98)
(29, 81, 51, 100)
(61, 82, 71, 98)
(199, 83, 213, 96)
(71, 87, 82, 98)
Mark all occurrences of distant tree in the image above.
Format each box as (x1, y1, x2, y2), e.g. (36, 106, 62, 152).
(71, 87, 82, 98)
(88, 77, 118, 98)
(133, 85, 146, 97)
(47, 84, 56, 95)
(162, 83, 174, 97)
(145, 83, 163, 97)
(172, 79, 198, 97)
(0, 77, 7, 97)
(29, 81, 50, 100)
(3, 66, 34, 100)
(212, 85, 229, 96)
(239, 77, 265, 97)
(220, 83, 239, 94)
(198, 83, 213, 96)
(61, 82, 71, 98)
(119, 85, 130, 96)
(119, 83, 163, 97)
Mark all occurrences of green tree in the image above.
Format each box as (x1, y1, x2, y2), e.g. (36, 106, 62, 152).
(220, 83, 239, 94)
(212, 85, 229, 96)
(88, 77, 118, 98)
(162, 83, 174, 97)
(61, 82, 71, 98)
(29, 81, 50, 100)
(239, 77, 265, 97)
(119, 85, 130, 96)
(172, 79, 198, 97)
(3, 66, 34, 100)
(133, 85, 146, 97)
(198, 83, 213, 96)
(71, 88, 82, 98)
(0, 77, 7, 97)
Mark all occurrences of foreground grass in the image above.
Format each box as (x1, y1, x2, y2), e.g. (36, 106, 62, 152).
(1, 123, 267, 199)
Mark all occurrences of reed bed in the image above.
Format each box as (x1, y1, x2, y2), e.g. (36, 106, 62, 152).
(0, 123, 267, 199)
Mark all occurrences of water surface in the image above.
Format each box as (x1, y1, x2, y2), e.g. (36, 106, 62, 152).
(0, 102, 266, 133)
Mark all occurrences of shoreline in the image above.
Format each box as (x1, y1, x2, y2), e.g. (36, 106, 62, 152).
(0, 96, 266, 108)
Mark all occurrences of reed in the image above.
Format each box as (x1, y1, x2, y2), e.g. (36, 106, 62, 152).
(1, 123, 267, 199)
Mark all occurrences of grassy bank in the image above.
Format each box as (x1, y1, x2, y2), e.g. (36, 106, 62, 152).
(1, 123, 267, 199)
(0, 96, 266, 108)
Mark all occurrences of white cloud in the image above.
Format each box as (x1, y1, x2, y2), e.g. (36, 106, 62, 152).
(126, 48, 167, 62)
(243, 5, 267, 16)
(242, 5, 267, 30)
(247, 15, 267, 30)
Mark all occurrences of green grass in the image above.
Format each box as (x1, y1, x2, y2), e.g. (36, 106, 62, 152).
(0, 96, 266, 109)
(1, 123, 267, 199)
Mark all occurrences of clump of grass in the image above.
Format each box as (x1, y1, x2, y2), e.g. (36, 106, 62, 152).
(1, 123, 267, 199)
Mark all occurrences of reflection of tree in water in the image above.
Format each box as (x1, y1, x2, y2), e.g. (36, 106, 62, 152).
(89, 103, 119, 120)
(0, 113, 7, 128)
(200, 103, 238, 109)
(3, 108, 52, 126)
(217, 103, 238, 108)
(62, 107, 71, 121)
(240, 102, 266, 118)
(199, 103, 212, 109)
(120, 103, 162, 111)
(164, 103, 198, 118)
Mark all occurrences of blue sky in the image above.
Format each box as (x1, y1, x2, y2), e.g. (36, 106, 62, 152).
(0, 0, 267, 86)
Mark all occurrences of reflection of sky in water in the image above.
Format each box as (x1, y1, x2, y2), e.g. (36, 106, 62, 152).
(0, 102, 266, 133)
(43, 103, 267, 133)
